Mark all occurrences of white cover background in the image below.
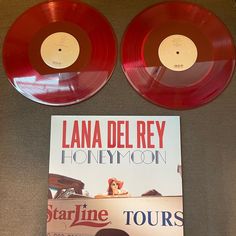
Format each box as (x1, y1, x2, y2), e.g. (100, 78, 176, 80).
(49, 116, 182, 197)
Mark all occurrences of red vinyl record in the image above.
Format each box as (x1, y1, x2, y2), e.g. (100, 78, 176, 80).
(2, 0, 117, 106)
(121, 1, 236, 110)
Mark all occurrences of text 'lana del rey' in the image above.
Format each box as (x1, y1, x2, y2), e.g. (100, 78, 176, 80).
(62, 120, 166, 149)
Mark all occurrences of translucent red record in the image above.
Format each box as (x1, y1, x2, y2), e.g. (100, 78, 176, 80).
(3, 0, 117, 106)
(121, 1, 236, 110)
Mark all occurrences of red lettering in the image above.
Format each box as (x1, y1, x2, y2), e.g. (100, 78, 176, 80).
(92, 121, 102, 148)
(156, 121, 166, 148)
(81, 121, 91, 148)
(53, 208, 60, 220)
(125, 121, 133, 148)
(137, 121, 146, 148)
(108, 121, 133, 148)
(108, 121, 116, 148)
(117, 121, 125, 148)
(47, 205, 53, 223)
(59, 210, 67, 220)
(62, 120, 69, 148)
(72, 205, 81, 226)
(98, 210, 109, 221)
(87, 210, 98, 221)
(71, 121, 80, 148)
(147, 121, 155, 148)
(67, 210, 76, 220)
(81, 209, 86, 221)
(49, 204, 110, 228)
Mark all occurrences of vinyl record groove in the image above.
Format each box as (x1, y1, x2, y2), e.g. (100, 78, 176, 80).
(121, 1, 236, 110)
(3, 0, 117, 106)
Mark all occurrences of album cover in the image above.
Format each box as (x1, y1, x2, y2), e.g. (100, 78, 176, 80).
(47, 116, 184, 236)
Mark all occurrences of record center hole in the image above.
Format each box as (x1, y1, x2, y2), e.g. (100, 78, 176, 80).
(176, 51, 180, 55)
(58, 48, 62, 52)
